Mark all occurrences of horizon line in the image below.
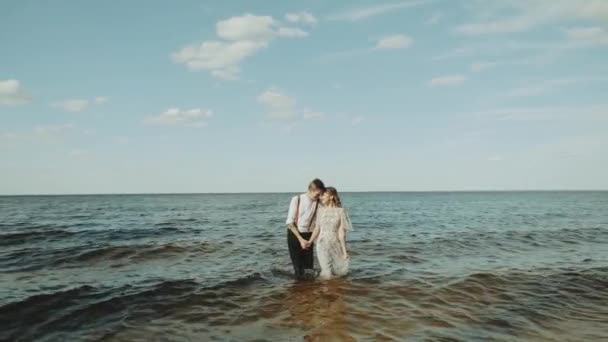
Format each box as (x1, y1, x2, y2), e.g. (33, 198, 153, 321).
(1, 189, 607, 196)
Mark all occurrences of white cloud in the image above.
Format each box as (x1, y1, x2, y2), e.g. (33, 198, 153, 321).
(285, 12, 318, 25)
(466, 106, 608, 169)
(53, 99, 89, 112)
(352, 116, 364, 126)
(172, 14, 309, 80)
(114, 136, 130, 144)
(173, 40, 265, 80)
(432, 47, 475, 61)
(506, 79, 578, 98)
(302, 109, 325, 120)
(316, 48, 372, 63)
(456, 0, 608, 36)
(470, 61, 498, 72)
(210, 66, 241, 81)
(257, 88, 328, 123)
(0, 123, 76, 143)
(502, 77, 608, 99)
(257, 88, 298, 121)
(428, 75, 466, 87)
(52, 96, 108, 112)
(94, 96, 109, 104)
(0, 79, 31, 106)
(69, 149, 89, 158)
(327, 0, 430, 21)
(564, 26, 608, 46)
(507, 86, 550, 98)
(320, 34, 413, 62)
(435, 36, 594, 64)
(34, 123, 75, 136)
(375, 34, 413, 49)
(526, 135, 608, 161)
(276, 27, 308, 38)
(471, 107, 572, 122)
(456, 16, 537, 36)
(427, 12, 442, 25)
(145, 108, 212, 127)
(335, 113, 365, 126)
(488, 155, 503, 162)
(216, 14, 276, 42)
(1, 132, 18, 140)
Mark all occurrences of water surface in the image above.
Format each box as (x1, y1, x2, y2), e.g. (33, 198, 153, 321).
(1, 192, 607, 341)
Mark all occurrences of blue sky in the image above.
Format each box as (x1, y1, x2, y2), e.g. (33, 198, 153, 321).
(1, 0, 607, 194)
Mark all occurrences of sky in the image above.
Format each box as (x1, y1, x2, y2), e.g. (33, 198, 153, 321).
(1, 0, 607, 194)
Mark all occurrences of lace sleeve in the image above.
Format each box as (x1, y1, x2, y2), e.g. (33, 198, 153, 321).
(341, 208, 353, 231)
(310, 207, 322, 231)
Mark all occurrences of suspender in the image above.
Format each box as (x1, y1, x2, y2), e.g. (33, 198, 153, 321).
(293, 194, 319, 232)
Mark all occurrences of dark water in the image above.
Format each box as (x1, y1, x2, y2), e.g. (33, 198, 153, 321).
(1, 192, 607, 341)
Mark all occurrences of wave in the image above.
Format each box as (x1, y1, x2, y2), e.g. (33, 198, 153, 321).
(0, 225, 195, 249)
(0, 229, 76, 247)
(0, 272, 271, 341)
(103, 226, 193, 241)
(2, 267, 607, 341)
(0, 242, 215, 273)
(154, 217, 209, 229)
(0, 284, 100, 341)
(345, 267, 608, 340)
(228, 202, 276, 211)
(396, 226, 608, 257)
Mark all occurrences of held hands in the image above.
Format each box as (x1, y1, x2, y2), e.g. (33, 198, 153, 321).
(300, 239, 313, 249)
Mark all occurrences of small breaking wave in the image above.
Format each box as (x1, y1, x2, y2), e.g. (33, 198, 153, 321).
(0, 242, 216, 272)
(0, 229, 76, 247)
(0, 273, 272, 341)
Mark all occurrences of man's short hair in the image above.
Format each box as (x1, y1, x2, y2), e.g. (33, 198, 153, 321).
(308, 178, 326, 192)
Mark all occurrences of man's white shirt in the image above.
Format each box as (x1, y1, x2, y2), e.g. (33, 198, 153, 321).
(286, 194, 318, 233)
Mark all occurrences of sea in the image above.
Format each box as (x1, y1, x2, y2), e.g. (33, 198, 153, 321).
(1, 192, 607, 341)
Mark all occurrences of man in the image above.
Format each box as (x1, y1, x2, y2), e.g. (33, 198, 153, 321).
(286, 178, 325, 277)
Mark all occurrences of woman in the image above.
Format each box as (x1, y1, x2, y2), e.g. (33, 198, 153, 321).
(308, 187, 353, 279)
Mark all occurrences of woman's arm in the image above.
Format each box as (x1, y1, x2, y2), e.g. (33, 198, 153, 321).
(338, 209, 348, 257)
(307, 220, 320, 248)
(304, 208, 322, 248)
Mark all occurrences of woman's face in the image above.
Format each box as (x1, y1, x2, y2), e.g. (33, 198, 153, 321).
(320, 192, 330, 205)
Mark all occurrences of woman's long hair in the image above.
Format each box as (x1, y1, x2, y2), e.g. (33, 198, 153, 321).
(325, 187, 342, 208)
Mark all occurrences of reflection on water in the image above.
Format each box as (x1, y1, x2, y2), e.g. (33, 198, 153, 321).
(282, 280, 353, 341)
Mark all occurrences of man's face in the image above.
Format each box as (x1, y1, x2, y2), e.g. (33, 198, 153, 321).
(310, 186, 323, 199)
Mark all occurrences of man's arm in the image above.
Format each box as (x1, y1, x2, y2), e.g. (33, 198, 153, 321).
(286, 196, 308, 248)
(288, 223, 308, 248)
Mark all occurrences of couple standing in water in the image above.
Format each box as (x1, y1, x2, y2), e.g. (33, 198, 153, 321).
(286, 179, 353, 279)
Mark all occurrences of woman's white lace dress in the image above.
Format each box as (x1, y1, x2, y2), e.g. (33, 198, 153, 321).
(315, 207, 353, 279)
